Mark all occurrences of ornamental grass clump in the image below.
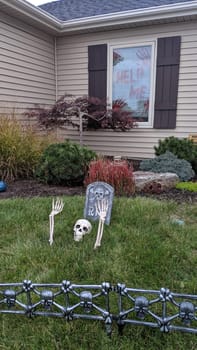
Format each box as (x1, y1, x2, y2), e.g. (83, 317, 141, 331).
(84, 158, 135, 195)
(0, 115, 53, 181)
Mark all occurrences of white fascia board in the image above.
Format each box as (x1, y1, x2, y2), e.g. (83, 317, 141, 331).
(1, 0, 197, 35)
(60, 1, 197, 33)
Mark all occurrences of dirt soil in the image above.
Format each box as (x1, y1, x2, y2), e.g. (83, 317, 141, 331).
(0, 179, 196, 204)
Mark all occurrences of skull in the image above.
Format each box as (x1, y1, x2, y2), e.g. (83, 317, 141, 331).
(179, 301, 195, 325)
(134, 296, 149, 320)
(73, 219, 92, 241)
(94, 186, 105, 200)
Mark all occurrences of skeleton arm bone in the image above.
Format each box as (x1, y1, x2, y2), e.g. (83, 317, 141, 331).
(94, 199, 108, 249)
(49, 198, 64, 245)
(49, 214, 54, 245)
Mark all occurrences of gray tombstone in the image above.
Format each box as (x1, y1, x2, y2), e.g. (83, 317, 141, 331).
(84, 182, 114, 225)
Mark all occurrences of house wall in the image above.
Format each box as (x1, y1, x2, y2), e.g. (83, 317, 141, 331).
(0, 11, 56, 121)
(56, 20, 197, 159)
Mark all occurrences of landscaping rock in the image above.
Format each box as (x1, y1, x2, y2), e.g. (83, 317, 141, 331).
(134, 171, 179, 193)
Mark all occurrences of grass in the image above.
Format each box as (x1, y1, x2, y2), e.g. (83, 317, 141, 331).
(176, 181, 197, 192)
(0, 195, 196, 349)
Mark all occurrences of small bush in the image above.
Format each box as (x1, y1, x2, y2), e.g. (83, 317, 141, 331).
(84, 158, 135, 195)
(154, 136, 197, 173)
(139, 151, 195, 181)
(0, 116, 52, 181)
(35, 140, 96, 185)
(176, 181, 197, 192)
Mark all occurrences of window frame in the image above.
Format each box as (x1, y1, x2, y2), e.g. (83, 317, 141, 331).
(108, 40, 157, 128)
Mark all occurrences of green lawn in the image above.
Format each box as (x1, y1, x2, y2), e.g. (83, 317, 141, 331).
(0, 195, 196, 349)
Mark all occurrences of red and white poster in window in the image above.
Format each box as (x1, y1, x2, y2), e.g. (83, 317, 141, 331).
(112, 45, 152, 122)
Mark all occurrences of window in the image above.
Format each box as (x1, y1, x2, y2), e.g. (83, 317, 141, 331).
(109, 42, 156, 127)
(88, 37, 180, 130)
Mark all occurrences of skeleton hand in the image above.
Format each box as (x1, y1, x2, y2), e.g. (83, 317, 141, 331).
(94, 198, 108, 249)
(49, 197, 64, 245)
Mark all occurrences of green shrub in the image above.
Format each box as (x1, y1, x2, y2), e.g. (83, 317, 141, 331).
(36, 140, 96, 185)
(139, 151, 195, 181)
(176, 181, 197, 192)
(84, 158, 135, 195)
(154, 136, 197, 173)
(0, 116, 52, 181)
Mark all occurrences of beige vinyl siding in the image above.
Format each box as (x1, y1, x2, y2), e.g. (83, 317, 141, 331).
(0, 12, 56, 117)
(57, 20, 197, 159)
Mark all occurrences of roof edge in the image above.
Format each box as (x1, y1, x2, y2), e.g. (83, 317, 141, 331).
(0, 0, 62, 34)
(59, 1, 197, 33)
(1, 0, 197, 35)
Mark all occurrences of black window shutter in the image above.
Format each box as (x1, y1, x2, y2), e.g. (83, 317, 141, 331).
(88, 44, 107, 99)
(154, 36, 181, 129)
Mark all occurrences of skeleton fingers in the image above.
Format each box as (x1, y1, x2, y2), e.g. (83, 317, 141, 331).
(94, 198, 109, 249)
(49, 197, 64, 245)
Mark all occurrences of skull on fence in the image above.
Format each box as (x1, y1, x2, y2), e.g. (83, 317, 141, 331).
(73, 219, 92, 241)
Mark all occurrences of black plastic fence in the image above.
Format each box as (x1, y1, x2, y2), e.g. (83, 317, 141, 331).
(0, 280, 196, 335)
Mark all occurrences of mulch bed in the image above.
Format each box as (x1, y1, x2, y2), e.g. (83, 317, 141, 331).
(0, 180, 85, 199)
(0, 179, 196, 204)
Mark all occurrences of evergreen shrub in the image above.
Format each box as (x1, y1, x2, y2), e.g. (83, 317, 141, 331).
(154, 136, 197, 173)
(35, 140, 96, 185)
(139, 151, 195, 181)
(84, 158, 135, 195)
